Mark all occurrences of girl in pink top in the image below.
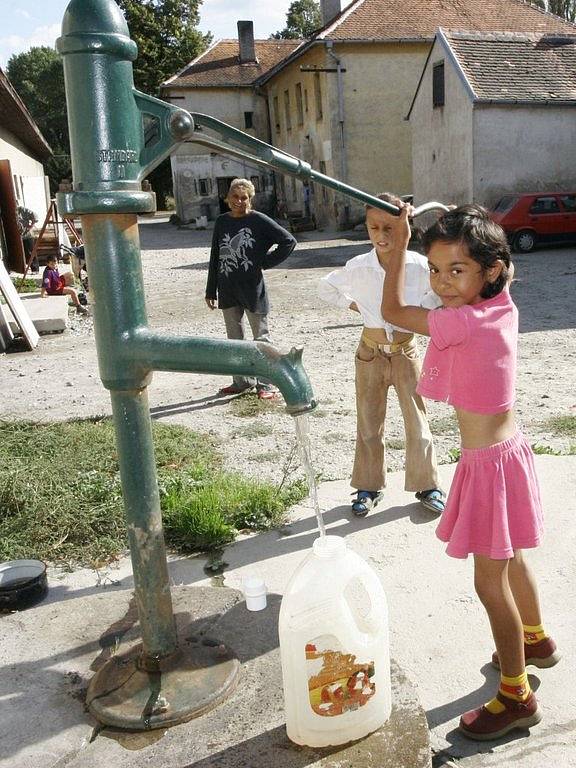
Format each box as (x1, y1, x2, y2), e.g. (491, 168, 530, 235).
(382, 204, 559, 741)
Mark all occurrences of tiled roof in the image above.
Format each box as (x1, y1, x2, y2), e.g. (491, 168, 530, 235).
(163, 39, 303, 88)
(0, 69, 52, 160)
(445, 30, 576, 102)
(317, 0, 576, 41)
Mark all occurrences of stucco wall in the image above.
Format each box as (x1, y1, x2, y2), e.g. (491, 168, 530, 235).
(409, 40, 474, 209)
(265, 46, 335, 226)
(473, 105, 576, 208)
(0, 127, 45, 179)
(335, 41, 430, 224)
(164, 87, 272, 221)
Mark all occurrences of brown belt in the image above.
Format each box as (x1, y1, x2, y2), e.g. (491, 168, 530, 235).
(360, 330, 414, 353)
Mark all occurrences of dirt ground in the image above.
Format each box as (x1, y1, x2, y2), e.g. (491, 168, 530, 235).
(2, 217, 575, 493)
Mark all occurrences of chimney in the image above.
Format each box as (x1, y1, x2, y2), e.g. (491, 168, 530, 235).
(238, 21, 256, 64)
(320, 0, 341, 26)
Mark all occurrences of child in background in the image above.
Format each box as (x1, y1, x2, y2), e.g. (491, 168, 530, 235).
(205, 178, 296, 399)
(318, 192, 444, 517)
(41, 255, 88, 314)
(382, 203, 559, 740)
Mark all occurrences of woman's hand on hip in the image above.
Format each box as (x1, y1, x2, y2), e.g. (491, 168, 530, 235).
(205, 297, 216, 310)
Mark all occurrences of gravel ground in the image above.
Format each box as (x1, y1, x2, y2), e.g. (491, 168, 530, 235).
(2, 216, 575, 494)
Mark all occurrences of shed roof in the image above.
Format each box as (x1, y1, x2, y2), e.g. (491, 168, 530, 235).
(0, 68, 52, 160)
(317, 0, 576, 41)
(444, 30, 576, 102)
(162, 39, 303, 88)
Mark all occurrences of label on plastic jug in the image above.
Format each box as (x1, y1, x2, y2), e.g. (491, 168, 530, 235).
(305, 636, 376, 717)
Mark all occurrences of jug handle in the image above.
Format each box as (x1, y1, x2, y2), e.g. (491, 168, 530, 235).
(343, 570, 385, 637)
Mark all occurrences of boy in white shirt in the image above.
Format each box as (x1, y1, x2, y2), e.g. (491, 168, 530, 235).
(318, 193, 444, 517)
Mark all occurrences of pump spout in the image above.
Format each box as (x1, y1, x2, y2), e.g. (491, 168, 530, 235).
(127, 330, 316, 415)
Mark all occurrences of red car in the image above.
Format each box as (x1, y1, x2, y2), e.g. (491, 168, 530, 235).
(489, 192, 576, 252)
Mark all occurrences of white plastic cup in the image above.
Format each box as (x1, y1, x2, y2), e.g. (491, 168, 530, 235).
(243, 576, 267, 611)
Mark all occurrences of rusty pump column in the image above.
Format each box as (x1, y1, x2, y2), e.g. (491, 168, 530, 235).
(56, 0, 315, 730)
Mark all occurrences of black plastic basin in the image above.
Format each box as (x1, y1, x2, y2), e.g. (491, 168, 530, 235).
(0, 559, 48, 610)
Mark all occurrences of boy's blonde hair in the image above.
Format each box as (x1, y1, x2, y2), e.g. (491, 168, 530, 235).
(227, 178, 256, 199)
(365, 191, 403, 211)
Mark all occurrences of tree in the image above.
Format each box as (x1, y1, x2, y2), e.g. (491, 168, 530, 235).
(116, 0, 211, 96)
(530, 0, 576, 20)
(7, 47, 71, 193)
(8, 1, 211, 204)
(272, 0, 322, 39)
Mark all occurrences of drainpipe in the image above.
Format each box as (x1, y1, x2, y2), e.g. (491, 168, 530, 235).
(325, 41, 349, 227)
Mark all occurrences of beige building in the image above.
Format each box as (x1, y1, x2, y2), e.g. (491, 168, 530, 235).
(161, 27, 301, 223)
(163, 0, 575, 228)
(408, 29, 576, 209)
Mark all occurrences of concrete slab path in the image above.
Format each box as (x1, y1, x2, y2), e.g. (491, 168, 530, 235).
(1, 456, 575, 768)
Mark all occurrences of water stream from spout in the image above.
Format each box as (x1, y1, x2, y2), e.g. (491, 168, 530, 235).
(293, 414, 326, 538)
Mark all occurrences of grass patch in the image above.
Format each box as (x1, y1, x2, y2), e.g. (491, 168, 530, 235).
(387, 438, 405, 451)
(531, 443, 562, 456)
(12, 277, 38, 294)
(428, 415, 459, 436)
(231, 422, 271, 439)
(0, 419, 307, 564)
(540, 414, 576, 438)
(229, 393, 278, 418)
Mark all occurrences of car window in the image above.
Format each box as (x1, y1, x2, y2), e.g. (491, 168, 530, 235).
(493, 196, 518, 213)
(560, 195, 576, 212)
(529, 196, 560, 214)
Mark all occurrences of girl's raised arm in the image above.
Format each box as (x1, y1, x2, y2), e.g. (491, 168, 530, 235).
(381, 205, 431, 337)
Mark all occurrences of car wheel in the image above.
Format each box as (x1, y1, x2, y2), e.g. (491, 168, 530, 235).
(513, 230, 536, 253)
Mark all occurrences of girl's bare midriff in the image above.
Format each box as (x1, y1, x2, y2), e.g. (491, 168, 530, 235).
(363, 327, 414, 344)
(455, 408, 517, 450)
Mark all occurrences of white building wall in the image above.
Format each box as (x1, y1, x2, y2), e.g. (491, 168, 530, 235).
(409, 41, 474, 210)
(165, 87, 274, 222)
(473, 105, 576, 208)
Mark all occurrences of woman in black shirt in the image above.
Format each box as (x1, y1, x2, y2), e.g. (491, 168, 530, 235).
(205, 178, 296, 398)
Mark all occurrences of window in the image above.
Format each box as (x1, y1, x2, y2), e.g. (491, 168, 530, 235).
(314, 72, 323, 120)
(529, 196, 560, 214)
(291, 177, 297, 202)
(244, 111, 254, 129)
(560, 194, 576, 211)
(304, 88, 309, 113)
(284, 89, 292, 131)
(199, 178, 210, 196)
(273, 96, 280, 132)
(250, 175, 261, 192)
(432, 61, 445, 107)
(295, 83, 304, 126)
(493, 196, 518, 213)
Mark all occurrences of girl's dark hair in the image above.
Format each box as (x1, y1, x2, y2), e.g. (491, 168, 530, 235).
(422, 204, 511, 298)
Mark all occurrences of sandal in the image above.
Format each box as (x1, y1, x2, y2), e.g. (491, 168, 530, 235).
(351, 490, 381, 518)
(415, 489, 445, 514)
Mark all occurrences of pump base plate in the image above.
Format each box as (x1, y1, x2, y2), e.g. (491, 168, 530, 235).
(87, 638, 240, 730)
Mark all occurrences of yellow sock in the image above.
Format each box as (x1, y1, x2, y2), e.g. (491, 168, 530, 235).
(485, 671, 530, 714)
(523, 623, 547, 644)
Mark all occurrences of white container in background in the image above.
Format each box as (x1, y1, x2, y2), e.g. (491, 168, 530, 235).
(243, 576, 267, 611)
(279, 535, 391, 747)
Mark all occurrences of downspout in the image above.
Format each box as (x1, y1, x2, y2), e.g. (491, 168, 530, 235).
(325, 40, 349, 227)
(256, 85, 278, 215)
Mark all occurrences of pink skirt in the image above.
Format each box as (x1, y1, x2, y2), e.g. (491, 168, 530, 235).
(436, 431, 544, 559)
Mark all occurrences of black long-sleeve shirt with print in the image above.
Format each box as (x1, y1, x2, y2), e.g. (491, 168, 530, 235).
(205, 211, 296, 314)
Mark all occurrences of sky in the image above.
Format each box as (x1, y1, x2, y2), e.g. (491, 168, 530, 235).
(0, 0, 292, 69)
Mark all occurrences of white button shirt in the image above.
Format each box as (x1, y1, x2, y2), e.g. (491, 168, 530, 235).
(318, 248, 440, 342)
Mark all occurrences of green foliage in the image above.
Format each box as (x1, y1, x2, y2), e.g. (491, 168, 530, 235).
(272, 0, 322, 39)
(7, 47, 71, 192)
(12, 278, 37, 294)
(531, 443, 562, 456)
(117, 0, 211, 95)
(0, 419, 305, 564)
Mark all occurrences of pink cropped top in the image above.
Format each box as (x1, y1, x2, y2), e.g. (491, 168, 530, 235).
(416, 287, 518, 414)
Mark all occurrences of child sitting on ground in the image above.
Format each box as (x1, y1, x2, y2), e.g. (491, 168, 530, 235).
(318, 192, 445, 517)
(41, 255, 88, 314)
(382, 202, 559, 740)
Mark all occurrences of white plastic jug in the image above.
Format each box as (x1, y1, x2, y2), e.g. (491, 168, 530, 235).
(279, 535, 391, 747)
